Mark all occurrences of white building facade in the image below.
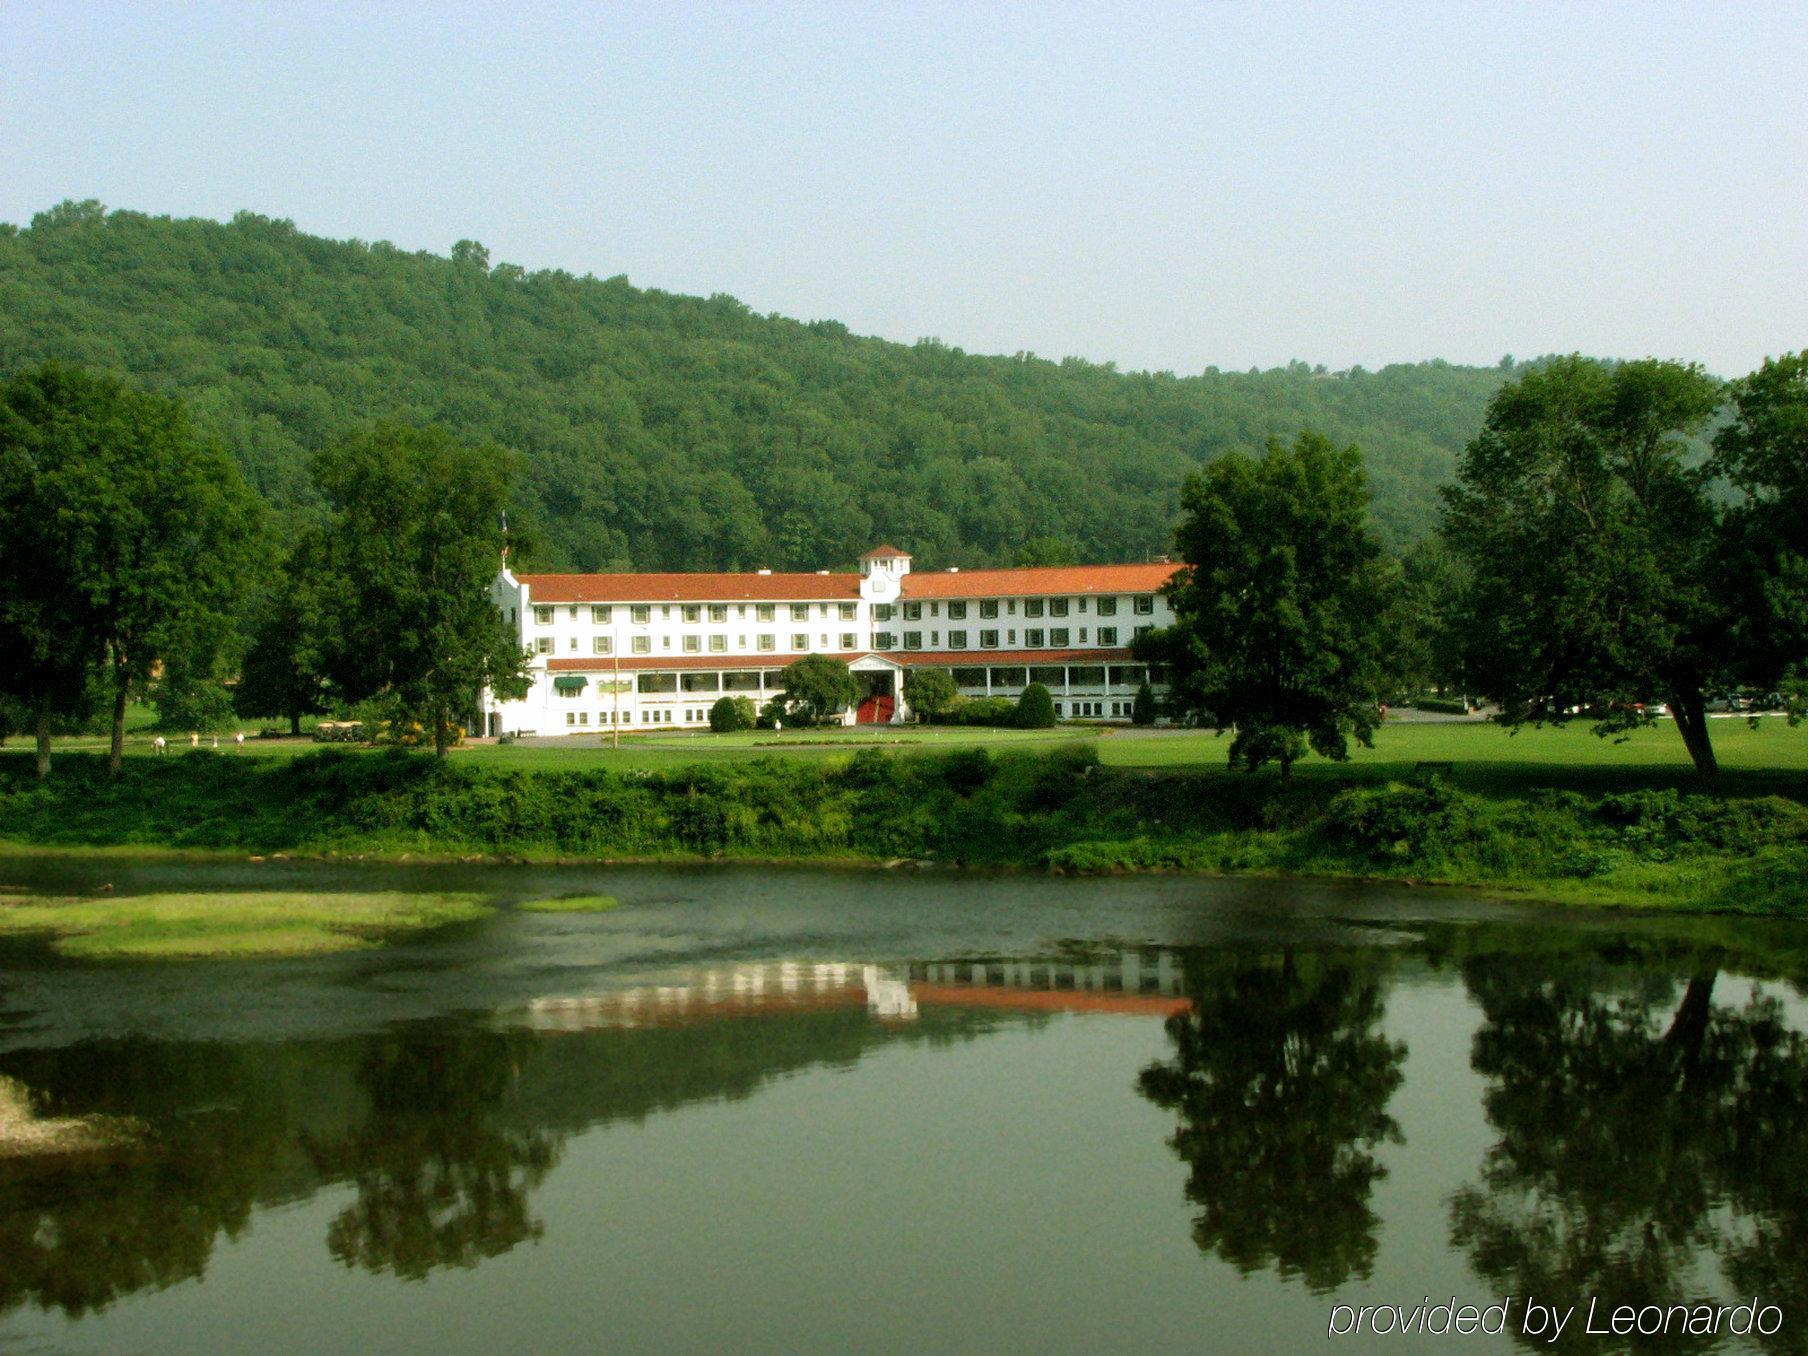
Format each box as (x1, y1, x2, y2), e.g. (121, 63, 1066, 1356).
(480, 546, 1179, 736)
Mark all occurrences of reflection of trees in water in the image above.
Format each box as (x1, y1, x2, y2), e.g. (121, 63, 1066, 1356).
(0, 1038, 285, 1316)
(304, 1024, 560, 1279)
(1137, 951, 1405, 1292)
(1451, 957, 1808, 1354)
(0, 998, 1024, 1316)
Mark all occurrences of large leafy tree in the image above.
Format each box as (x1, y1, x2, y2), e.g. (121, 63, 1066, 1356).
(232, 529, 333, 735)
(770, 654, 860, 726)
(1144, 431, 1392, 777)
(0, 363, 261, 775)
(1442, 357, 1728, 774)
(314, 423, 531, 756)
(1713, 352, 1808, 716)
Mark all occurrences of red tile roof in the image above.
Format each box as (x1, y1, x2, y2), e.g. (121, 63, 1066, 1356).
(542, 648, 1137, 673)
(900, 563, 1180, 599)
(897, 648, 1134, 667)
(520, 572, 861, 603)
(860, 544, 911, 559)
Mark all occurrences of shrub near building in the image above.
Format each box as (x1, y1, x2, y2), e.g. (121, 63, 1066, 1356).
(1016, 683, 1057, 729)
(708, 696, 757, 733)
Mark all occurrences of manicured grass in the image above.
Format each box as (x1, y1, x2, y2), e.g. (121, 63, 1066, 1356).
(0, 889, 491, 959)
(34, 714, 1802, 783)
(518, 894, 621, 913)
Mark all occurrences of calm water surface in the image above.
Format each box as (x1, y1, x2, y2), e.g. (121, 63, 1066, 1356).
(1, 859, 1805, 1354)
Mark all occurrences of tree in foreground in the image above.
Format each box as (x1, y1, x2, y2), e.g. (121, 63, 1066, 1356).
(1131, 682, 1157, 726)
(902, 668, 958, 722)
(770, 654, 860, 727)
(1441, 357, 1728, 774)
(1014, 682, 1056, 728)
(1713, 351, 1808, 718)
(315, 424, 532, 756)
(0, 363, 261, 775)
(708, 695, 757, 733)
(1145, 431, 1392, 777)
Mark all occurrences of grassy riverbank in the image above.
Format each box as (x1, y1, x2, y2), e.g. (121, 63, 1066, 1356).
(3, 736, 1807, 918)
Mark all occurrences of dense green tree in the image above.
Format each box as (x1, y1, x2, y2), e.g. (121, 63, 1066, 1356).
(1013, 536, 1080, 567)
(0, 363, 260, 775)
(1014, 681, 1056, 728)
(1442, 357, 1728, 774)
(313, 424, 532, 756)
(1144, 431, 1392, 777)
(0, 203, 1515, 575)
(1381, 536, 1469, 699)
(232, 530, 332, 735)
(1131, 681, 1157, 726)
(707, 695, 757, 733)
(1138, 952, 1406, 1292)
(151, 654, 236, 735)
(1713, 352, 1808, 717)
(771, 654, 860, 726)
(902, 668, 959, 722)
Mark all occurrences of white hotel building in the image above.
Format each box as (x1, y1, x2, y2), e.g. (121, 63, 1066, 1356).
(481, 546, 1179, 736)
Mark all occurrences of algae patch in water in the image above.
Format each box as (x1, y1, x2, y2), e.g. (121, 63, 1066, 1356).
(0, 890, 491, 959)
(518, 894, 621, 914)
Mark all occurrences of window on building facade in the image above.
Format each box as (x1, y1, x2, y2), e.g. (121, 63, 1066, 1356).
(631, 605, 650, 624)
(1134, 595, 1155, 615)
(709, 604, 727, 623)
(928, 602, 940, 618)
(535, 637, 553, 654)
(1007, 629, 1017, 644)
(568, 605, 578, 619)
(1098, 627, 1118, 646)
(1051, 628, 1070, 646)
(631, 636, 651, 654)
(948, 631, 968, 649)
(979, 600, 998, 619)
(873, 604, 895, 622)
(1049, 598, 1069, 618)
(758, 634, 776, 652)
(1078, 628, 1088, 642)
(1098, 597, 1118, 616)
(791, 604, 809, 622)
(1026, 628, 1045, 647)
(874, 631, 896, 649)
(638, 673, 678, 694)
(980, 629, 999, 648)
(534, 606, 553, 625)
(902, 602, 922, 621)
(1133, 625, 1153, 640)
(683, 635, 701, 653)
(590, 605, 611, 623)
(1077, 598, 1089, 613)
(792, 633, 808, 650)
(838, 603, 855, 620)
(709, 635, 727, 653)
(593, 636, 612, 654)
(568, 637, 578, 650)
(757, 604, 775, 622)
(682, 605, 700, 623)
(840, 632, 856, 649)
(903, 631, 922, 650)
(945, 601, 966, 620)
(1024, 599, 1045, 619)
(566, 712, 577, 726)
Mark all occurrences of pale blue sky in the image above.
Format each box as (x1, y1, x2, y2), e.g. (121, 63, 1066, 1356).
(3, 1, 1803, 376)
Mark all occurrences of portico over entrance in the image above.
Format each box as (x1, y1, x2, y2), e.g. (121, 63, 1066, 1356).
(849, 654, 905, 724)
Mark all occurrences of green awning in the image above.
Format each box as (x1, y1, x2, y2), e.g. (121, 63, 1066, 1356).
(552, 674, 589, 693)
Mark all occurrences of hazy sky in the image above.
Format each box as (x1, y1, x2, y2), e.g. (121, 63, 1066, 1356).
(3, 1, 1803, 376)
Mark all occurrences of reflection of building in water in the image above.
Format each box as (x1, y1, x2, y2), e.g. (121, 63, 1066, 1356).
(522, 951, 1190, 1030)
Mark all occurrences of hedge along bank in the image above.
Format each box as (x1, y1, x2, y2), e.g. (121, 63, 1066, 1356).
(1, 748, 1806, 915)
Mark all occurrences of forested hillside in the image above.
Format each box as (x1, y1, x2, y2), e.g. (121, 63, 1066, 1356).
(0, 200, 1513, 569)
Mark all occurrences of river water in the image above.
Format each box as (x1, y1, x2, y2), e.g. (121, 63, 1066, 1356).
(1, 859, 1804, 1354)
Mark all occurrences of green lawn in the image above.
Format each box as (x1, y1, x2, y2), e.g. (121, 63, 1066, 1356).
(19, 714, 1808, 789)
